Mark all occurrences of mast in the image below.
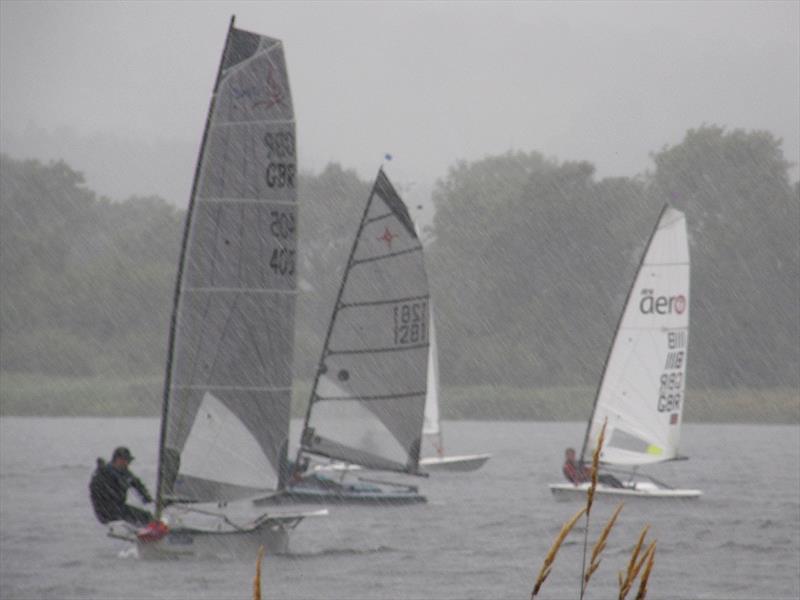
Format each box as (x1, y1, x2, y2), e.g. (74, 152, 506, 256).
(154, 16, 236, 519)
(292, 169, 384, 479)
(578, 203, 670, 465)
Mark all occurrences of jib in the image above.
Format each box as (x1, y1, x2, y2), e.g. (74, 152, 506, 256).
(639, 289, 686, 315)
(266, 162, 295, 188)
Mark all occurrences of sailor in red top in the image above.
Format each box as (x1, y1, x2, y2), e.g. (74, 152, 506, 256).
(562, 447, 591, 484)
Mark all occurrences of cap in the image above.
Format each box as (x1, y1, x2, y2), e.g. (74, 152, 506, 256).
(112, 446, 134, 462)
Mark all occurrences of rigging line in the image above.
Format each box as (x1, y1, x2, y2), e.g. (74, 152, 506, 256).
(172, 385, 292, 392)
(619, 325, 688, 331)
(183, 287, 297, 294)
(315, 391, 426, 402)
(209, 201, 226, 287)
(198, 197, 296, 206)
(205, 293, 245, 388)
(641, 261, 689, 267)
(365, 212, 394, 224)
(249, 300, 272, 378)
(211, 118, 295, 128)
(339, 294, 430, 308)
(327, 342, 428, 355)
(351, 245, 422, 266)
(236, 202, 246, 284)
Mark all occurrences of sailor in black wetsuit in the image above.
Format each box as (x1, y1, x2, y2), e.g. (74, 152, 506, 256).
(89, 447, 153, 526)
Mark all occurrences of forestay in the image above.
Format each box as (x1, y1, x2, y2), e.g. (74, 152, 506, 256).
(581, 205, 690, 467)
(155, 25, 298, 509)
(300, 170, 429, 475)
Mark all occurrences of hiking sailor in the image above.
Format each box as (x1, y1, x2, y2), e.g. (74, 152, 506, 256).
(89, 446, 153, 526)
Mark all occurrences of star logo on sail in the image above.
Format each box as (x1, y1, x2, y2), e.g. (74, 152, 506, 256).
(252, 64, 286, 110)
(231, 64, 286, 111)
(377, 227, 398, 249)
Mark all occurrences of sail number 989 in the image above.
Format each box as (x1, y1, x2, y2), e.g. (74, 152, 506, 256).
(393, 302, 427, 345)
(657, 372, 682, 412)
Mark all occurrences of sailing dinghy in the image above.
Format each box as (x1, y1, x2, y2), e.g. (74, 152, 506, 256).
(418, 308, 491, 472)
(258, 169, 429, 505)
(107, 19, 326, 557)
(549, 205, 701, 501)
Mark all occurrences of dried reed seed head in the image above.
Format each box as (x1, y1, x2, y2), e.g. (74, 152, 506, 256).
(532, 505, 587, 598)
(584, 560, 601, 584)
(587, 419, 608, 514)
(590, 502, 623, 564)
(619, 529, 652, 600)
(634, 542, 657, 600)
(626, 525, 650, 580)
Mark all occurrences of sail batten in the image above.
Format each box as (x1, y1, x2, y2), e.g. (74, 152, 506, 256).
(300, 170, 429, 475)
(155, 23, 297, 510)
(581, 205, 690, 467)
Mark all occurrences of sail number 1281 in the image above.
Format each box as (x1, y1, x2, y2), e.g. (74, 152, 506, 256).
(393, 302, 427, 345)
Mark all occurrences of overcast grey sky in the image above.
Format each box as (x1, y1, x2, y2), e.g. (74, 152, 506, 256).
(1, 1, 798, 205)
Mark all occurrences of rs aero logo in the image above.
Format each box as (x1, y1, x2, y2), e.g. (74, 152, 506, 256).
(639, 289, 686, 315)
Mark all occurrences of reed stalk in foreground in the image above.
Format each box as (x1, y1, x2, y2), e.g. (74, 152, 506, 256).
(619, 524, 650, 599)
(584, 501, 624, 589)
(579, 418, 608, 599)
(619, 537, 655, 600)
(253, 545, 265, 600)
(634, 542, 656, 600)
(531, 505, 587, 599)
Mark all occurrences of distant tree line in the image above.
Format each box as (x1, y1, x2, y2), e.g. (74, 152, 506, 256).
(1, 126, 797, 392)
(428, 126, 799, 390)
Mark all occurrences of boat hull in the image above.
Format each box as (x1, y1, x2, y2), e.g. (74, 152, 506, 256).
(255, 487, 426, 506)
(419, 453, 491, 472)
(548, 482, 702, 501)
(107, 509, 327, 559)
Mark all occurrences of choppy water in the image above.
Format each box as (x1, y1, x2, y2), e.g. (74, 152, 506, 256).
(1, 417, 798, 600)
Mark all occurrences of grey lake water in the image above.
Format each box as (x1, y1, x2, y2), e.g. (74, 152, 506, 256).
(1, 418, 798, 600)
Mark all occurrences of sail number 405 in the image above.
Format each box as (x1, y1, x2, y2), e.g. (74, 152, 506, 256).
(269, 210, 295, 276)
(393, 302, 427, 345)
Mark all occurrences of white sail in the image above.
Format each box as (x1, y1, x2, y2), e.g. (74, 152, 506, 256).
(422, 308, 441, 437)
(583, 206, 690, 467)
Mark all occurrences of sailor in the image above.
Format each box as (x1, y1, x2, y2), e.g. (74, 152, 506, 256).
(89, 446, 153, 526)
(562, 447, 591, 484)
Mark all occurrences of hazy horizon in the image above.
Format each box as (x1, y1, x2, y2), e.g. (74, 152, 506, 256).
(1, 1, 798, 205)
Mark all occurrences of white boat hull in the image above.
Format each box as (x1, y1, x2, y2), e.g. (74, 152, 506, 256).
(549, 481, 702, 501)
(107, 509, 327, 559)
(419, 453, 491, 472)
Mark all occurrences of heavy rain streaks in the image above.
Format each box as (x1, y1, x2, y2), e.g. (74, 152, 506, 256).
(0, 2, 798, 600)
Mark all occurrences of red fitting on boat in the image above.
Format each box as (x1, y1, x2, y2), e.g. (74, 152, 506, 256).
(136, 520, 169, 543)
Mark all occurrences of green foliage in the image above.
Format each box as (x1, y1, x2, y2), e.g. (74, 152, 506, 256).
(0, 155, 182, 378)
(428, 126, 798, 390)
(649, 126, 799, 387)
(1, 125, 796, 419)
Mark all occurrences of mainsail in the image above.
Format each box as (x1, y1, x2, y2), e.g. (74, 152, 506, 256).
(299, 170, 429, 475)
(422, 308, 442, 452)
(155, 21, 298, 512)
(581, 205, 690, 467)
